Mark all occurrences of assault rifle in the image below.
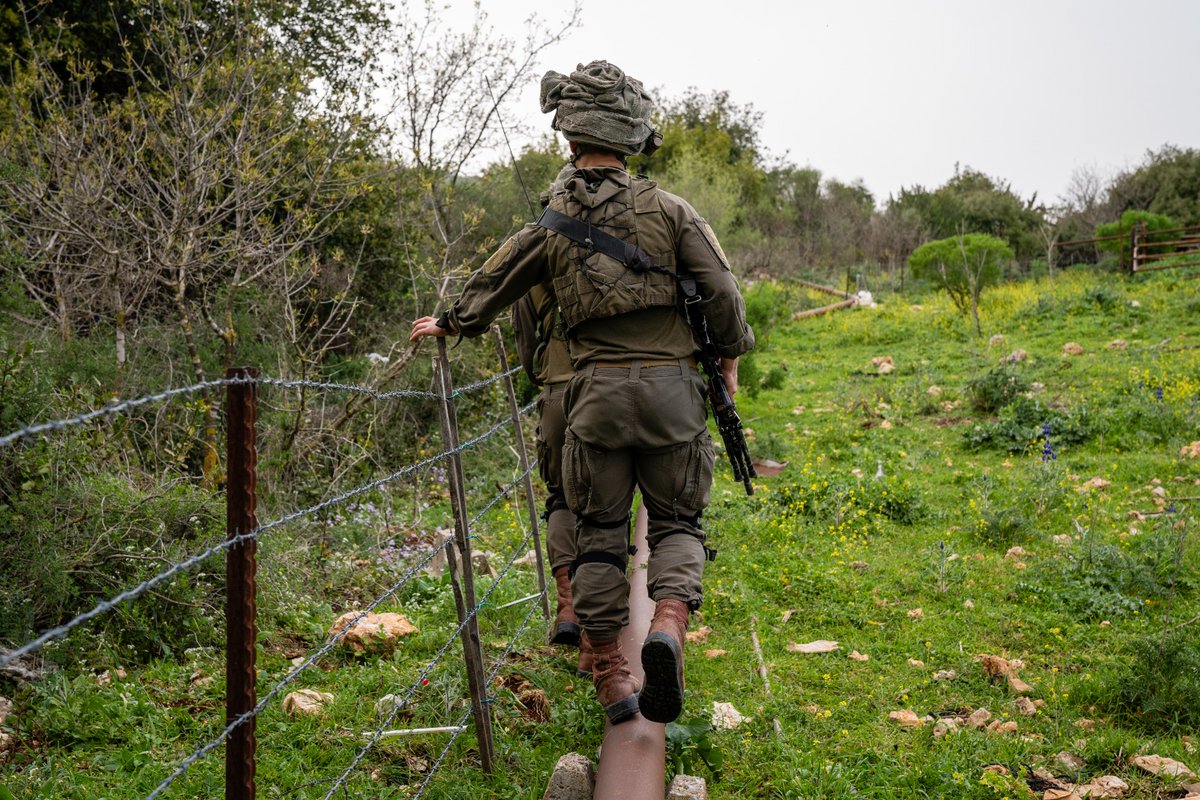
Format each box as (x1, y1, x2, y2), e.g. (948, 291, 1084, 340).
(534, 207, 757, 495)
(679, 276, 757, 496)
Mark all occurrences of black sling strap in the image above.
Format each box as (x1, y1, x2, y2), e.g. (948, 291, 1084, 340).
(536, 207, 662, 276)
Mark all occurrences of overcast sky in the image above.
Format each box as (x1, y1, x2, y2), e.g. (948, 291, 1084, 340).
(447, 0, 1199, 208)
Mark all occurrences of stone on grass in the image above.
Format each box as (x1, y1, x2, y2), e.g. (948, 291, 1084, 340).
(788, 640, 839, 654)
(1004, 349, 1028, 364)
(1056, 751, 1086, 772)
(1062, 342, 1085, 356)
(1015, 696, 1038, 716)
(705, 649, 727, 659)
(888, 710, 923, 730)
(542, 753, 594, 800)
(668, 774, 708, 800)
(966, 708, 991, 728)
(1077, 775, 1128, 798)
(711, 702, 750, 731)
(1132, 754, 1197, 778)
(282, 689, 334, 717)
(986, 720, 1018, 735)
(330, 611, 418, 656)
(686, 626, 712, 644)
(848, 650, 870, 662)
(933, 670, 957, 682)
(933, 718, 960, 738)
(1181, 441, 1200, 459)
(907, 659, 925, 668)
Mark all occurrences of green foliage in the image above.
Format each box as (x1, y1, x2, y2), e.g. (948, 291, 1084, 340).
(0, 471, 224, 661)
(1106, 144, 1200, 227)
(964, 395, 1093, 454)
(665, 718, 724, 780)
(1095, 209, 1178, 263)
(966, 364, 1029, 413)
(1104, 632, 1200, 730)
(908, 233, 1013, 332)
(891, 166, 1045, 259)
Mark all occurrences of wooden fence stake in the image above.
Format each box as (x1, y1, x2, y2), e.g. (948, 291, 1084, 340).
(492, 326, 550, 621)
(433, 340, 495, 773)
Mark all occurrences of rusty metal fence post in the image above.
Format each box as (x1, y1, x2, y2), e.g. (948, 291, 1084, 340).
(433, 340, 496, 773)
(225, 367, 258, 800)
(491, 326, 551, 621)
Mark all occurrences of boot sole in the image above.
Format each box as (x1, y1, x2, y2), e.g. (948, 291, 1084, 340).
(604, 694, 640, 725)
(639, 632, 683, 723)
(549, 621, 581, 647)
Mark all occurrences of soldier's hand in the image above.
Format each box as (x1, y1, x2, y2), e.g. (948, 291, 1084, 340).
(721, 357, 739, 397)
(410, 316, 449, 342)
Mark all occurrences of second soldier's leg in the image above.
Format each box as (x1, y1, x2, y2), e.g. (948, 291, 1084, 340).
(538, 382, 583, 650)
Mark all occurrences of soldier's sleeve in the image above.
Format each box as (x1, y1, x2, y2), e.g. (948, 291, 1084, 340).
(667, 196, 755, 358)
(445, 224, 550, 338)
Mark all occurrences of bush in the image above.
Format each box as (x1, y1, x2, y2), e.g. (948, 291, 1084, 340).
(1091, 632, 1200, 730)
(966, 364, 1029, 413)
(964, 396, 1093, 454)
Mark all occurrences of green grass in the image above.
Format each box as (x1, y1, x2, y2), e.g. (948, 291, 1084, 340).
(4, 267, 1200, 798)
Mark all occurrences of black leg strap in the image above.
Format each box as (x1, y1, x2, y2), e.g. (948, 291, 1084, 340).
(577, 513, 630, 531)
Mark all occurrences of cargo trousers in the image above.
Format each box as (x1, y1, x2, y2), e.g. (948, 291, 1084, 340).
(561, 359, 715, 639)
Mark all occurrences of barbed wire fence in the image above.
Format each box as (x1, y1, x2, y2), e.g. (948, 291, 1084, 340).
(0, 329, 553, 798)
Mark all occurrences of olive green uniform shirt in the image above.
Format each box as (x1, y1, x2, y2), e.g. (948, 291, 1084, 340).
(445, 167, 754, 365)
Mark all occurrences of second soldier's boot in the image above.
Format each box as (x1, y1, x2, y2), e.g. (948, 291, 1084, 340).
(583, 631, 639, 724)
(638, 598, 689, 723)
(549, 566, 581, 647)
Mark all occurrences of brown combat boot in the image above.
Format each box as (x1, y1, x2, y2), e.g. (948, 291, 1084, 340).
(638, 598, 689, 723)
(549, 566, 581, 647)
(583, 631, 639, 724)
(576, 636, 594, 678)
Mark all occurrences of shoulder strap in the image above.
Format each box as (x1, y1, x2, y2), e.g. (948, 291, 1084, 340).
(536, 207, 662, 276)
(535, 206, 703, 303)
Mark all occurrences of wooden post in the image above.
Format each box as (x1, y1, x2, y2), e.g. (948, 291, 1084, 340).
(433, 339, 495, 773)
(491, 326, 550, 620)
(225, 367, 258, 800)
(1129, 222, 1140, 272)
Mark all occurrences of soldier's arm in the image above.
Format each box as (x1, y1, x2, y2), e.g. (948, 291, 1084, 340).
(411, 224, 549, 341)
(667, 198, 755, 358)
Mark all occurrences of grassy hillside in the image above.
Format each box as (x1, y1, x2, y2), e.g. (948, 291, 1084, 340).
(3, 267, 1199, 799)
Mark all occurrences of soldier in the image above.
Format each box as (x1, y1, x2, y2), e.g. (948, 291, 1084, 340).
(410, 60, 754, 725)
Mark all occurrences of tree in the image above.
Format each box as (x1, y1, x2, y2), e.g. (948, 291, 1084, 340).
(908, 232, 1013, 336)
(1, 0, 374, 481)
(1105, 144, 1200, 227)
(891, 166, 1045, 261)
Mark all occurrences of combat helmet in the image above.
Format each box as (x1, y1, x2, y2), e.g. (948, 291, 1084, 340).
(540, 60, 661, 157)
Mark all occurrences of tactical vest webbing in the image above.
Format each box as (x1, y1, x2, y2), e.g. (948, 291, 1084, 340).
(536, 206, 680, 330)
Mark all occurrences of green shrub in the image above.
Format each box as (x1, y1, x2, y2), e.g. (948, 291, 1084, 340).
(1091, 632, 1200, 730)
(964, 396, 1093, 454)
(966, 364, 1029, 413)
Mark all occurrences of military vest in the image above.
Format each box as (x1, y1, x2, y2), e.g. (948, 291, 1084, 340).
(547, 174, 679, 332)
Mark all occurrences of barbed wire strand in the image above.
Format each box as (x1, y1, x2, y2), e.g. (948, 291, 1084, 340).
(142, 463, 539, 799)
(0, 366, 523, 448)
(319, 528, 536, 800)
(143, 537, 454, 800)
(0, 405, 534, 669)
(0, 377, 248, 448)
(412, 590, 545, 799)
